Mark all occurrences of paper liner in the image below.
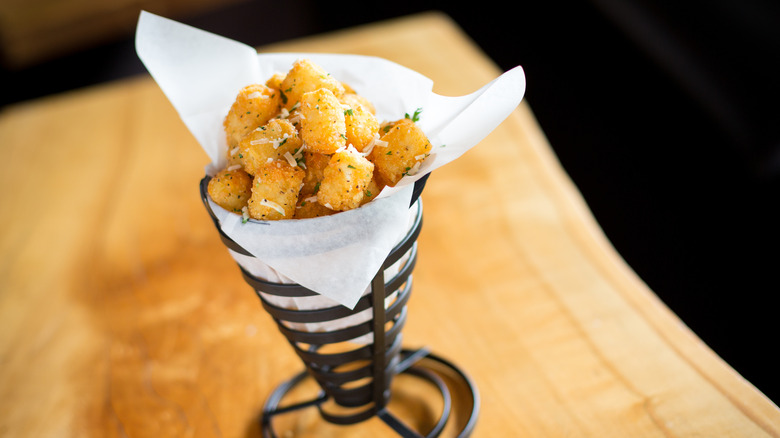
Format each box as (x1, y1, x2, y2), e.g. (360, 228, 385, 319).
(136, 11, 526, 309)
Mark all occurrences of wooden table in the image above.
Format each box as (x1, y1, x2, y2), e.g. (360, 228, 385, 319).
(1, 11, 778, 437)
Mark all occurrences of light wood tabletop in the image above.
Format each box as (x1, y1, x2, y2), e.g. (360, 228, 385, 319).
(1, 11, 778, 438)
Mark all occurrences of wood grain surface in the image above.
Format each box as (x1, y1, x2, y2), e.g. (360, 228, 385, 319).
(1, 11, 778, 438)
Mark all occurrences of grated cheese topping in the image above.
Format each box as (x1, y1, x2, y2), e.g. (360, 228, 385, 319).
(272, 133, 291, 149)
(260, 199, 286, 216)
(283, 151, 297, 167)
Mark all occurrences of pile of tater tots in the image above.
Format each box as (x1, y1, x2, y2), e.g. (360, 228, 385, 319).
(207, 58, 432, 221)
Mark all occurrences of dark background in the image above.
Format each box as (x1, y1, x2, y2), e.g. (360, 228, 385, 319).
(3, 0, 778, 404)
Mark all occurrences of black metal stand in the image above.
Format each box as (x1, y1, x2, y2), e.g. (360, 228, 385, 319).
(200, 176, 479, 437)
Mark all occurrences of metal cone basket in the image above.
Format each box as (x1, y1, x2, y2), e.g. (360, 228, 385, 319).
(199, 175, 478, 437)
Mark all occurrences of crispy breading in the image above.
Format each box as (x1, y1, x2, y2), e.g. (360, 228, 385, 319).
(247, 161, 305, 221)
(280, 58, 345, 111)
(317, 146, 375, 211)
(344, 98, 380, 153)
(360, 170, 385, 206)
(223, 84, 281, 163)
(299, 88, 347, 154)
(238, 119, 302, 176)
(340, 92, 375, 115)
(207, 168, 253, 213)
(370, 118, 431, 186)
(265, 72, 285, 91)
(299, 151, 330, 198)
(294, 197, 335, 219)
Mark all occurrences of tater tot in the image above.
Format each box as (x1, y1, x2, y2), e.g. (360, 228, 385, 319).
(239, 119, 302, 176)
(294, 197, 335, 219)
(344, 99, 380, 153)
(360, 172, 383, 206)
(317, 146, 375, 211)
(224, 84, 282, 159)
(299, 88, 347, 154)
(370, 118, 432, 186)
(247, 161, 305, 221)
(265, 72, 285, 90)
(340, 92, 375, 115)
(299, 151, 330, 197)
(280, 58, 345, 110)
(207, 168, 253, 213)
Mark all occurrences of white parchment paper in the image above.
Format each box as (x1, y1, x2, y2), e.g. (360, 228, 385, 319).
(135, 11, 526, 309)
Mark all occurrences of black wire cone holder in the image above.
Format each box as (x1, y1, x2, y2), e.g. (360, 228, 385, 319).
(200, 175, 479, 437)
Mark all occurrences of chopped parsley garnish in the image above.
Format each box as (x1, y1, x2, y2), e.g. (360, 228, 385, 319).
(405, 107, 423, 122)
(344, 108, 354, 116)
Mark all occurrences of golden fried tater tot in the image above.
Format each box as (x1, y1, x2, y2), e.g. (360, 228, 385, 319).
(280, 58, 345, 110)
(344, 99, 380, 153)
(299, 88, 347, 154)
(207, 168, 253, 213)
(340, 92, 375, 115)
(317, 146, 374, 211)
(247, 161, 304, 221)
(224, 84, 281, 161)
(265, 72, 285, 90)
(370, 117, 432, 187)
(238, 119, 302, 176)
(294, 197, 335, 219)
(299, 151, 330, 197)
(360, 173, 383, 206)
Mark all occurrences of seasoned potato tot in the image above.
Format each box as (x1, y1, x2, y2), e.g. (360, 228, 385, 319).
(340, 92, 375, 115)
(207, 167, 253, 213)
(247, 161, 305, 220)
(299, 88, 347, 154)
(294, 197, 335, 219)
(238, 119, 302, 176)
(299, 151, 330, 197)
(265, 72, 285, 91)
(371, 118, 432, 186)
(317, 146, 374, 211)
(344, 99, 380, 153)
(224, 84, 281, 160)
(280, 58, 345, 110)
(360, 173, 383, 206)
